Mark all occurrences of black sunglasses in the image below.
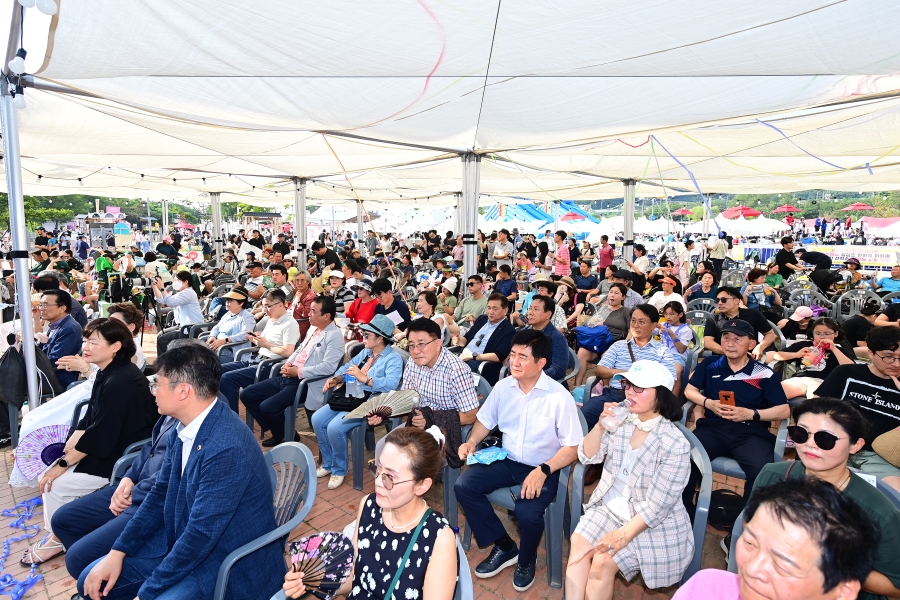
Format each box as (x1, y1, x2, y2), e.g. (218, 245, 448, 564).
(787, 426, 845, 451)
(715, 297, 732, 303)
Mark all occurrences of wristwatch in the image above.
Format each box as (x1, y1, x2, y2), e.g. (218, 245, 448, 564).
(539, 463, 551, 476)
(56, 458, 69, 468)
(752, 409, 761, 421)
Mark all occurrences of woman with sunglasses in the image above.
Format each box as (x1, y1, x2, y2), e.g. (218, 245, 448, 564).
(750, 398, 900, 599)
(566, 360, 693, 600)
(767, 318, 855, 399)
(282, 427, 457, 600)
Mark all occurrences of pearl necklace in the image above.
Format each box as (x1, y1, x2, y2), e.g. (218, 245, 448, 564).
(389, 498, 427, 531)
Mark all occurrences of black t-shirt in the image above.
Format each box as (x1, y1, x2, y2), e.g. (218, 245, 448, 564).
(785, 340, 854, 380)
(317, 249, 341, 272)
(817, 364, 900, 452)
(841, 315, 875, 346)
(704, 308, 773, 344)
(248, 237, 265, 249)
(272, 241, 291, 256)
(799, 251, 831, 269)
(34, 235, 49, 247)
(775, 248, 798, 278)
(522, 241, 537, 259)
(780, 318, 812, 341)
(882, 303, 900, 323)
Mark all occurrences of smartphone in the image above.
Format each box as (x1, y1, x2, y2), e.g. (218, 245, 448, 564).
(719, 391, 736, 407)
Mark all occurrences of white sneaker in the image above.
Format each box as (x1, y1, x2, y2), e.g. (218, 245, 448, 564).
(316, 467, 332, 479)
(328, 475, 344, 490)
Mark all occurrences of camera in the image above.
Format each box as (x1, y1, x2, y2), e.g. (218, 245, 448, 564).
(127, 277, 155, 288)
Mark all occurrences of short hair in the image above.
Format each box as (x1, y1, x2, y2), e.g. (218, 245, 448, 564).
(83, 318, 136, 360)
(143, 252, 157, 263)
(32, 274, 64, 292)
(684, 239, 695, 247)
(371, 278, 393, 295)
(405, 317, 441, 340)
(653, 385, 683, 422)
(608, 282, 628, 297)
(498, 264, 512, 275)
(529, 295, 555, 314)
(793, 397, 868, 446)
(343, 258, 359, 272)
(467, 274, 483, 284)
(155, 344, 221, 400)
(700, 270, 718, 284)
(107, 302, 145, 333)
(263, 288, 287, 304)
(579, 260, 592, 269)
(511, 329, 552, 363)
(419, 290, 438, 311)
(716, 285, 742, 300)
(269, 264, 287, 276)
(632, 303, 660, 323)
(866, 325, 900, 353)
(487, 292, 509, 310)
(633, 243, 645, 255)
(174, 270, 192, 284)
(600, 235, 608, 242)
(747, 267, 767, 281)
(313, 295, 336, 320)
(41, 289, 72, 313)
(780, 235, 794, 246)
(191, 262, 203, 270)
(534, 280, 558, 295)
(310, 241, 324, 251)
(744, 479, 879, 593)
(659, 258, 674, 268)
(554, 230, 567, 240)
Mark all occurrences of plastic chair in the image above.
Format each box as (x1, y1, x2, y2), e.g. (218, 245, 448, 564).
(788, 289, 833, 312)
(561, 347, 581, 385)
(213, 442, 317, 600)
(455, 537, 474, 600)
(686, 298, 717, 314)
(279, 355, 347, 444)
(880, 291, 900, 305)
(766, 320, 787, 351)
(833, 289, 884, 322)
(461, 410, 587, 589)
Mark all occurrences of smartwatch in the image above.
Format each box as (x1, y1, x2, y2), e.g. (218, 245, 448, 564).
(539, 463, 551, 476)
(57, 458, 69, 468)
(752, 409, 760, 421)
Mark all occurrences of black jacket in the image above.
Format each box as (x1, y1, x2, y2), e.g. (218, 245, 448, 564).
(464, 315, 515, 385)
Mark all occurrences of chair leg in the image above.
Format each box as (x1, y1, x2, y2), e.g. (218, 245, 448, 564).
(351, 424, 365, 491)
(9, 404, 18, 449)
(545, 491, 567, 589)
(461, 519, 472, 551)
(442, 465, 460, 531)
(364, 427, 375, 451)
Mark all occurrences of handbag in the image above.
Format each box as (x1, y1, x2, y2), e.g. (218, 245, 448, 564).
(872, 428, 900, 467)
(327, 384, 371, 413)
(383, 508, 433, 600)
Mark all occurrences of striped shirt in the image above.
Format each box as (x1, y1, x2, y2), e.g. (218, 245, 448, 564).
(554, 245, 570, 276)
(599, 339, 676, 389)
(401, 347, 480, 413)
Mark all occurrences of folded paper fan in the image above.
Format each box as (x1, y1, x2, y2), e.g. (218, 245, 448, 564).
(15, 424, 70, 480)
(288, 531, 354, 600)
(342, 389, 419, 420)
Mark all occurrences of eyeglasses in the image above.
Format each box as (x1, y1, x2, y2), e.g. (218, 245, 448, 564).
(716, 297, 733, 303)
(812, 330, 836, 338)
(874, 353, 900, 365)
(374, 466, 415, 490)
(630, 319, 651, 326)
(36, 303, 60, 309)
(467, 282, 479, 287)
(622, 381, 646, 393)
(262, 302, 282, 310)
(150, 381, 184, 394)
(787, 426, 846, 451)
(408, 338, 439, 352)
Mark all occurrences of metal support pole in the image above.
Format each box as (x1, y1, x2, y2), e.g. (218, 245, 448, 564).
(161, 199, 169, 237)
(293, 178, 307, 267)
(461, 153, 481, 282)
(356, 201, 365, 247)
(454, 193, 462, 236)
(623, 179, 636, 263)
(553, 201, 560, 233)
(702, 193, 711, 240)
(1, 5, 39, 409)
(210, 192, 223, 263)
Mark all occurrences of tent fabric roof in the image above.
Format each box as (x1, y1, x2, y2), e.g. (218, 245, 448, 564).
(5, 1, 900, 204)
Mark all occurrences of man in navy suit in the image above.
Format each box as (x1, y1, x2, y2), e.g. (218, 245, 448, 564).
(454, 293, 515, 385)
(80, 345, 284, 600)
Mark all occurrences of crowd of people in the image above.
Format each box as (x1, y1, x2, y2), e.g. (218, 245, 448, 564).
(5, 222, 900, 600)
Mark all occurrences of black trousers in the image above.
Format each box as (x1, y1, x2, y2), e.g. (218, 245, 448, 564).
(682, 418, 775, 520)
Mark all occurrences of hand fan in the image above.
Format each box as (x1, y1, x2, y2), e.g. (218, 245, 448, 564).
(15, 424, 70, 480)
(288, 531, 354, 599)
(342, 389, 420, 420)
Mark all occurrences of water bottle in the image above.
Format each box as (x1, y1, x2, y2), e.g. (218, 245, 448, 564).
(345, 374, 364, 398)
(600, 401, 632, 433)
(20, 401, 28, 417)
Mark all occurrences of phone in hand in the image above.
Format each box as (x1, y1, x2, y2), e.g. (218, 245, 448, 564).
(719, 391, 736, 407)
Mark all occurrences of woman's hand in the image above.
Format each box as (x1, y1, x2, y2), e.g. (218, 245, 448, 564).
(597, 402, 620, 426)
(596, 528, 633, 557)
(39, 462, 68, 493)
(345, 364, 365, 380)
(283, 571, 307, 599)
(57, 355, 89, 375)
(64, 430, 84, 454)
(367, 414, 383, 426)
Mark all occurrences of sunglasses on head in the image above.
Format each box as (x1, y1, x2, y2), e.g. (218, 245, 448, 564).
(787, 426, 846, 451)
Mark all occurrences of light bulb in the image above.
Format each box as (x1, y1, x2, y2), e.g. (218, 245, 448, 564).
(36, 0, 57, 15)
(17, 0, 35, 8)
(12, 94, 26, 110)
(8, 48, 26, 75)
(78, 178, 83, 186)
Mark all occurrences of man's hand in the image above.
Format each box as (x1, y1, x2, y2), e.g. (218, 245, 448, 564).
(253, 335, 272, 349)
(109, 478, 134, 516)
(84, 551, 125, 600)
(207, 338, 227, 350)
(459, 351, 475, 362)
(410, 409, 426, 429)
(458, 441, 477, 461)
(520, 467, 547, 500)
(719, 405, 753, 422)
(280, 364, 299, 378)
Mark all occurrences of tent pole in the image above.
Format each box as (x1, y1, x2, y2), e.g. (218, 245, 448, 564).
(454, 192, 462, 237)
(461, 153, 481, 285)
(553, 201, 560, 233)
(702, 193, 711, 240)
(293, 178, 307, 268)
(356, 201, 365, 247)
(210, 192, 223, 263)
(623, 179, 636, 263)
(1, 5, 39, 409)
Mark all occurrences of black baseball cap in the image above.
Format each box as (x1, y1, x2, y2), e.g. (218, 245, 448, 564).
(720, 319, 755, 338)
(612, 270, 633, 281)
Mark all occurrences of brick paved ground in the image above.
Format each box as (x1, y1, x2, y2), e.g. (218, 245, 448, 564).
(4, 332, 743, 600)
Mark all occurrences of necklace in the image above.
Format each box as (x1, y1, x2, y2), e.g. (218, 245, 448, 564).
(389, 499, 427, 531)
(837, 470, 852, 491)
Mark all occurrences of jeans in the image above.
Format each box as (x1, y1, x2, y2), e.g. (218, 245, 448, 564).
(311, 405, 363, 477)
(710, 258, 725, 280)
(77, 555, 201, 600)
(219, 361, 274, 412)
(239, 375, 302, 442)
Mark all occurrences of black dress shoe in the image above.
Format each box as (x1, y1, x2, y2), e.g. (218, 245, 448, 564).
(513, 555, 537, 591)
(474, 544, 518, 579)
(261, 436, 283, 448)
(294, 431, 302, 443)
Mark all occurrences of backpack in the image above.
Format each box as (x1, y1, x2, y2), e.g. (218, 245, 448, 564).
(573, 324, 614, 357)
(0, 344, 64, 409)
(707, 488, 743, 531)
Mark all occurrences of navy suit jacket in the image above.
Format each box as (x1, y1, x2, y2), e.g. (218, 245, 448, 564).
(465, 315, 515, 385)
(122, 415, 178, 511)
(41, 314, 84, 388)
(112, 400, 283, 600)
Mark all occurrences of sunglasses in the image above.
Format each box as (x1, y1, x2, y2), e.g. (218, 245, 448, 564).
(716, 297, 733, 303)
(787, 426, 846, 451)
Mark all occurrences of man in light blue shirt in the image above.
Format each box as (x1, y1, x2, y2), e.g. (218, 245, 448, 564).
(875, 265, 900, 294)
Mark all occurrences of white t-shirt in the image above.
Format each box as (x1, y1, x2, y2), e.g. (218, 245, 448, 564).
(259, 312, 301, 359)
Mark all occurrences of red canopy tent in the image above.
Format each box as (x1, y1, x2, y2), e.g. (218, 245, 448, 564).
(560, 212, 586, 221)
(772, 204, 801, 213)
(841, 202, 876, 211)
(671, 208, 693, 216)
(721, 205, 762, 219)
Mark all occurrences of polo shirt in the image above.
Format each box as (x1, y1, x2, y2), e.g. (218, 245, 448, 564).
(492, 241, 515, 268)
(598, 244, 615, 269)
(703, 308, 772, 345)
(554, 245, 570, 276)
(477, 372, 584, 466)
(687, 355, 787, 429)
(574, 273, 598, 291)
(493, 278, 517, 298)
(599, 339, 675, 390)
(258, 311, 301, 360)
(877, 276, 900, 293)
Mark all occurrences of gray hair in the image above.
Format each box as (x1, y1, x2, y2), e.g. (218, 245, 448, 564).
(37, 270, 68, 286)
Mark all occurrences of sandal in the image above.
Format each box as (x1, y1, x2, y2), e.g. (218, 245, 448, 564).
(20, 537, 65, 566)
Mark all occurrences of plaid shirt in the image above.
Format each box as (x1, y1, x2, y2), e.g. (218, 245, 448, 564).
(401, 347, 480, 413)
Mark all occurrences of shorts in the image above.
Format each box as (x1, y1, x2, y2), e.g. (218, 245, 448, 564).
(849, 450, 900, 479)
(673, 352, 686, 368)
(784, 376, 823, 399)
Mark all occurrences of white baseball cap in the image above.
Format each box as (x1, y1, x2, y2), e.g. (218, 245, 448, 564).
(612, 360, 675, 390)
